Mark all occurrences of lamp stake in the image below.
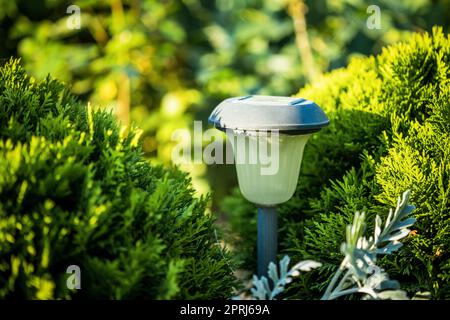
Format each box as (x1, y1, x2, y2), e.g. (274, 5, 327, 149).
(257, 206, 278, 277)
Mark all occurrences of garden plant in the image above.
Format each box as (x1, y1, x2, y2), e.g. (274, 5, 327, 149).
(0, 59, 238, 299)
(242, 190, 416, 300)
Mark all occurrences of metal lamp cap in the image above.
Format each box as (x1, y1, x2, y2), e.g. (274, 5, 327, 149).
(208, 95, 329, 134)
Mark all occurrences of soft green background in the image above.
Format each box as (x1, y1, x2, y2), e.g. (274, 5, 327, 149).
(0, 0, 449, 207)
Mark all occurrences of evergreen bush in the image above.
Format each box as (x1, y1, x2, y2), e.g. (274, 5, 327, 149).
(223, 27, 450, 298)
(0, 59, 238, 299)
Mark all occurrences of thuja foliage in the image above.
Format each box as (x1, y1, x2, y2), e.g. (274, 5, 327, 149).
(223, 27, 450, 298)
(241, 191, 415, 300)
(0, 59, 238, 299)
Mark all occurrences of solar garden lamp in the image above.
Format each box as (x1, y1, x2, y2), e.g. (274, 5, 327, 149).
(208, 95, 329, 276)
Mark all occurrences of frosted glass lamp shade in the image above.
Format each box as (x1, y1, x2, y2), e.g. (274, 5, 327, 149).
(209, 95, 329, 206)
(231, 132, 310, 206)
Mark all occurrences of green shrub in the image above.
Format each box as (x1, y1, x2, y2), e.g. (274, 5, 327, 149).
(241, 191, 416, 301)
(223, 27, 450, 298)
(0, 59, 238, 299)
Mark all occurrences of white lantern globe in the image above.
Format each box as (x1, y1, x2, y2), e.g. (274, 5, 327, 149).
(209, 95, 329, 206)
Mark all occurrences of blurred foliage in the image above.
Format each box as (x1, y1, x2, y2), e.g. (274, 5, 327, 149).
(224, 27, 450, 299)
(0, 59, 239, 299)
(0, 0, 449, 201)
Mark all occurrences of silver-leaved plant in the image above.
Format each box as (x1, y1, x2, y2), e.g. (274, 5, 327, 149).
(241, 190, 416, 300)
(247, 256, 322, 300)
